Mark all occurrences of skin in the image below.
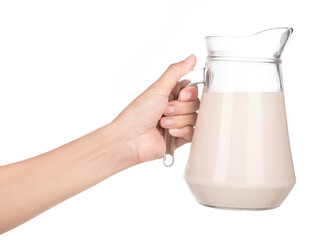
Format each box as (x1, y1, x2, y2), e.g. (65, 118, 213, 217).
(0, 54, 199, 234)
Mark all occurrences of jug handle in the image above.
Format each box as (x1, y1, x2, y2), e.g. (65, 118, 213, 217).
(163, 68, 205, 167)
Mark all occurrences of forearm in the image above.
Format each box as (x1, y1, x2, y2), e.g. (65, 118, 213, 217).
(0, 122, 136, 234)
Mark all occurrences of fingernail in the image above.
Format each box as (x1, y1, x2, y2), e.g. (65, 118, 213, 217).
(179, 92, 191, 101)
(161, 118, 172, 126)
(164, 105, 175, 114)
(184, 54, 194, 63)
(169, 129, 180, 134)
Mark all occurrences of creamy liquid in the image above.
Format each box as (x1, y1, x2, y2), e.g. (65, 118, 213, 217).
(185, 92, 296, 209)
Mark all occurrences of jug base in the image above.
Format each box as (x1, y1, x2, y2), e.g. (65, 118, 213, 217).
(185, 178, 294, 210)
(199, 202, 280, 211)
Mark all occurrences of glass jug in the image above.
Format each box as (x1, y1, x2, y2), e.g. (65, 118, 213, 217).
(164, 27, 296, 210)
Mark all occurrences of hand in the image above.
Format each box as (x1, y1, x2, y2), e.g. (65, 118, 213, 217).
(114, 54, 199, 164)
(0, 54, 199, 233)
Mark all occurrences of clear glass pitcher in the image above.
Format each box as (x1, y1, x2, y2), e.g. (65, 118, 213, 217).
(164, 27, 296, 210)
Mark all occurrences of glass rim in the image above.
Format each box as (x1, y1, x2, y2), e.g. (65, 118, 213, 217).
(205, 27, 293, 39)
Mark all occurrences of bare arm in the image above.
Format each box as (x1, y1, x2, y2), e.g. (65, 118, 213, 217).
(0, 122, 136, 233)
(0, 54, 198, 234)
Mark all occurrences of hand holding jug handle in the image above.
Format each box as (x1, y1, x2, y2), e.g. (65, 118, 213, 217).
(163, 68, 205, 167)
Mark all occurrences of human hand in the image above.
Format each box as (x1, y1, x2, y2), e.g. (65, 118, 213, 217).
(113, 54, 199, 164)
(0, 54, 198, 233)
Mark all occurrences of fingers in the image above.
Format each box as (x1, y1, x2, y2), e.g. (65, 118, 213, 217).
(170, 126, 195, 149)
(163, 85, 199, 116)
(163, 99, 200, 116)
(179, 86, 199, 101)
(169, 80, 191, 101)
(159, 113, 197, 129)
(148, 55, 197, 96)
(175, 137, 191, 149)
(169, 126, 194, 141)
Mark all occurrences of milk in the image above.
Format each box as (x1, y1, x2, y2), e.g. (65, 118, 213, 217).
(185, 92, 296, 210)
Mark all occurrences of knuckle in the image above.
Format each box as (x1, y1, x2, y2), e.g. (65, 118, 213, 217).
(195, 99, 200, 109)
(190, 113, 198, 125)
(167, 63, 177, 71)
(181, 101, 188, 114)
(180, 100, 196, 114)
(183, 113, 197, 124)
(184, 127, 194, 141)
(185, 126, 193, 135)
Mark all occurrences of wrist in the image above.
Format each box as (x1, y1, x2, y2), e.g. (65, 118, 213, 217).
(100, 121, 138, 173)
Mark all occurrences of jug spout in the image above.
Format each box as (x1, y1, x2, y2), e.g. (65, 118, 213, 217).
(271, 27, 293, 59)
(206, 27, 293, 61)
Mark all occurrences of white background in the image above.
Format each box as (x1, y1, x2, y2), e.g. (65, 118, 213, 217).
(0, 0, 322, 239)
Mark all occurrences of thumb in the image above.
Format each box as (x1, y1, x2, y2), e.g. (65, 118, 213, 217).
(148, 54, 196, 96)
